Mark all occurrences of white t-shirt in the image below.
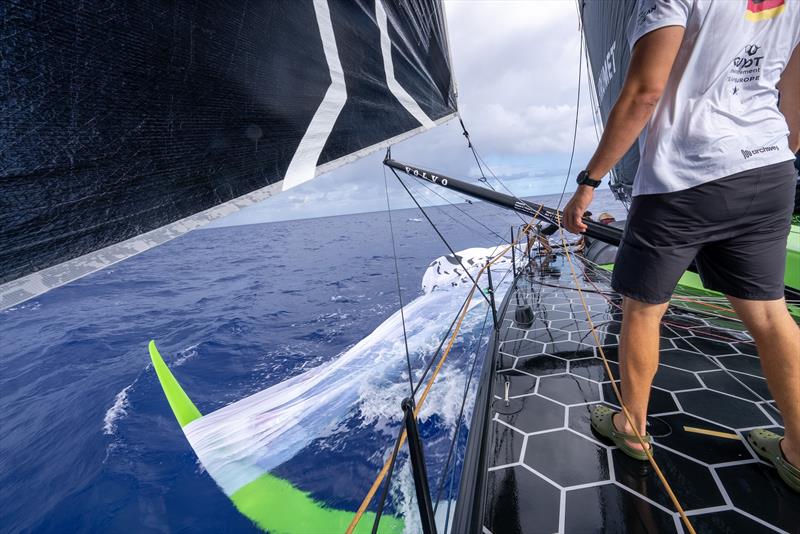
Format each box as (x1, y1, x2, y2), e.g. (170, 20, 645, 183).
(628, 0, 799, 196)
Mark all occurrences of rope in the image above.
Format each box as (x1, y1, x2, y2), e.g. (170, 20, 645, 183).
(575, 264, 768, 402)
(555, 219, 697, 534)
(458, 116, 531, 226)
(412, 298, 467, 397)
(370, 423, 406, 534)
(458, 116, 495, 191)
(347, 211, 543, 534)
(383, 166, 415, 398)
(414, 178, 512, 245)
(433, 278, 499, 512)
(391, 168, 492, 308)
(556, 28, 584, 213)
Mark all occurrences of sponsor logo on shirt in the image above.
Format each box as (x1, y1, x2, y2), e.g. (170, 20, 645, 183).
(745, 0, 786, 22)
(727, 43, 765, 87)
(741, 145, 779, 159)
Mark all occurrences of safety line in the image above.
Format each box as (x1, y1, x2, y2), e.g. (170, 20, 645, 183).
(556, 221, 697, 534)
(347, 212, 543, 534)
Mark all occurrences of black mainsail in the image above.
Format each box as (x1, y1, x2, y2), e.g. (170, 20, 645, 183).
(1, 0, 457, 308)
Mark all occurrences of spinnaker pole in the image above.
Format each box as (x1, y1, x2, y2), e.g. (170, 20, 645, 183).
(383, 158, 623, 246)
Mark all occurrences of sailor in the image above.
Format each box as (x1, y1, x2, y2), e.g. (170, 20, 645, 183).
(563, 0, 800, 491)
(596, 212, 616, 225)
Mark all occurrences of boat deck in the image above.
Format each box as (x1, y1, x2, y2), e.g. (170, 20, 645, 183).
(481, 254, 798, 533)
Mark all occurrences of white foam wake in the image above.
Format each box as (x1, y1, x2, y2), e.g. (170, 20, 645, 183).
(104, 345, 197, 439)
(183, 245, 513, 496)
(103, 385, 132, 435)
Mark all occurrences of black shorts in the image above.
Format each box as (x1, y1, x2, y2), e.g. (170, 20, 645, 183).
(612, 160, 797, 304)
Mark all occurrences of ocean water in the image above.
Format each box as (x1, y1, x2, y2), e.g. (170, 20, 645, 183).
(0, 191, 625, 533)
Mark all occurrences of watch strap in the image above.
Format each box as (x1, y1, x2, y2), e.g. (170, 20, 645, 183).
(576, 170, 601, 188)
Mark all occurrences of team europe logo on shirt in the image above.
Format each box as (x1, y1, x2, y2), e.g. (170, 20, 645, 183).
(745, 0, 786, 21)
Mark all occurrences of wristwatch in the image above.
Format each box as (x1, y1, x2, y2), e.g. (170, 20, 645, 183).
(576, 170, 601, 188)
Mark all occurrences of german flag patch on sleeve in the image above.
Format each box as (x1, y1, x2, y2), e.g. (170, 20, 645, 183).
(745, 0, 786, 21)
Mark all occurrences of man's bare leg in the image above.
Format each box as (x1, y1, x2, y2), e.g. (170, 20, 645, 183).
(613, 296, 671, 451)
(726, 296, 800, 468)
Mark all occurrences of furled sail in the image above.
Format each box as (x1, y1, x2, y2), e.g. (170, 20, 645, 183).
(0, 0, 457, 308)
(580, 0, 639, 202)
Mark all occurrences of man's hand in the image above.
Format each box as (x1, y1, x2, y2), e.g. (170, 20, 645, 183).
(562, 185, 595, 234)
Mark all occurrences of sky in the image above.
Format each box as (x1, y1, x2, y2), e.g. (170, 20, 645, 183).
(211, 1, 601, 228)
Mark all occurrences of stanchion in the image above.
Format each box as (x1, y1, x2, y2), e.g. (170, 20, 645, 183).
(402, 398, 437, 534)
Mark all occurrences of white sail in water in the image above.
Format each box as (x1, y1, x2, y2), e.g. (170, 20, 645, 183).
(0, 0, 457, 310)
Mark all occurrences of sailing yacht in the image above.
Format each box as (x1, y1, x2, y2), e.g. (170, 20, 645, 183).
(2, 1, 797, 533)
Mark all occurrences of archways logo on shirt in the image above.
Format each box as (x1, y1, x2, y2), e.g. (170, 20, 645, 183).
(745, 0, 786, 21)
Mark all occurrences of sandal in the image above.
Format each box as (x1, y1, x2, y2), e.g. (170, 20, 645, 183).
(747, 429, 800, 493)
(591, 405, 652, 461)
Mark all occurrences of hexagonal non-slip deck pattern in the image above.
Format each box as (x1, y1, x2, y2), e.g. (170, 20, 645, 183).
(483, 256, 798, 533)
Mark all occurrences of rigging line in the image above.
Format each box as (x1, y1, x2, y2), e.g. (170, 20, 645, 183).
(384, 165, 415, 398)
(347, 276, 481, 534)
(433, 272, 503, 513)
(575, 259, 769, 405)
(576, 0, 629, 213)
(370, 422, 406, 534)
(555, 26, 584, 213)
(554, 220, 696, 534)
(577, 260, 763, 378)
(413, 293, 471, 397)
(577, 7, 603, 146)
(407, 175, 501, 242)
(470, 147, 531, 226)
(570, 278, 752, 348)
(577, 256, 756, 329)
(414, 177, 512, 245)
(577, 261, 768, 402)
(347, 215, 542, 534)
(409, 245, 513, 397)
(432, 315, 489, 513)
(390, 167, 492, 308)
(456, 115, 531, 227)
(458, 115, 497, 191)
(407, 233, 522, 398)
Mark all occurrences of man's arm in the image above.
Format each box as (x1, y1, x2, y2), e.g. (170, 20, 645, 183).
(778, 43, 800, 153)
(563, 25, 684, 234)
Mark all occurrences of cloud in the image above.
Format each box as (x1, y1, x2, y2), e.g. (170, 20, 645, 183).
(213, 1, 600, 227)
